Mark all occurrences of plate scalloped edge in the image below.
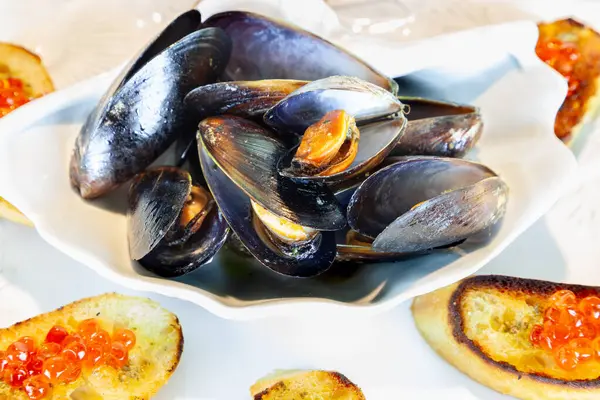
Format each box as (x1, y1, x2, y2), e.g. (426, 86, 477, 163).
(0, 20, 578, 320)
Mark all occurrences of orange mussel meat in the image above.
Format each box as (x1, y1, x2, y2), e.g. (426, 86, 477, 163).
(291, 109, 359, 177)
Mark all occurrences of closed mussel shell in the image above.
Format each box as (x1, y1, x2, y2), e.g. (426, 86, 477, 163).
(71, 15, 232, 199)
(347, 156, 508, 254)
(332, 183, 424, 263)
(203, 11, 397, 93)
(184, 79, 308, 121)
(391, 98, 483, 158)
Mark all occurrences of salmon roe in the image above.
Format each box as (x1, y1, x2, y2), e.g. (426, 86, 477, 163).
(530, 290, 600, 371)
(0, 319, 136, 399)
(0, 77, 33, 118)
(535, 38, 581, 97)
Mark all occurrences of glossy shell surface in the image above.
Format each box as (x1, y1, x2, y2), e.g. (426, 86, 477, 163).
(204, 11, 397, 93)
(71, 22, 232, 199)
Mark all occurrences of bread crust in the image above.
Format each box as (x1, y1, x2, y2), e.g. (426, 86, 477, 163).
(250, 370, 366, 400)
(412, 275, 600, 400)
(0, 42, 55, 226)
(0, 199, 33, 226)
(0, 42, 54, 95)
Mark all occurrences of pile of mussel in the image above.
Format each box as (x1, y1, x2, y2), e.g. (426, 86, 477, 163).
(69, 10, 508, 278)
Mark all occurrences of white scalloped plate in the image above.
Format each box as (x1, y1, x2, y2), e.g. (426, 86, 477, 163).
(0, 20, 577, 320)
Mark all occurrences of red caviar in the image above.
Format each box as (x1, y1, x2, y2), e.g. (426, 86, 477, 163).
(535, 38, 581, 97)
(23, 375, 50, 400)
(0, 319, 136, 399)
(530, 289, 600, 371)
(0, 77, 33, 118)
(45, 326, 68, 345)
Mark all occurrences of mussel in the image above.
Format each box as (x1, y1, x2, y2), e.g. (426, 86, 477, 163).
(345, 156, 508, 257)
(197, 116, 341, 277)
(68, 9, 510, 281)
(203, 11, 397, 93)
(266, 76, 408, 184)
(70, 10, 232, 199)
(127, 167, 229, 277)
(284, 110, 360, 178)
(184, 79, 308, 121)
(391, 98, 483, 158)
(264, 76, 404, 135)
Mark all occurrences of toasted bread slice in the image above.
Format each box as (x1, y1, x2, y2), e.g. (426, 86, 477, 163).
(0, 42, 54, 96)
(0, 199, 33, 227)
(250, 370, 366, 399)
(536, 18, 600, 144)
(0, 293, 183, 400)
(0, 42, 55, 226)
(411, 275, 600, 400)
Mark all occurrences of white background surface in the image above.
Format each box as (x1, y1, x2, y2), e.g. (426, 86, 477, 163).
(2, 0, 600, 398)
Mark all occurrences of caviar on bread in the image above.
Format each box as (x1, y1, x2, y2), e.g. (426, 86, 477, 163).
(250, 370, 366, 400)
(536, 18, 600, 143)
(0, 293, 182, 399)
(0, 42, 54, 226)
(412, 275, 600, 400)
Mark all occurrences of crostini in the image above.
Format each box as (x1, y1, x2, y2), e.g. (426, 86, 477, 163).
(0, 293, 183, 399)
(0, 42, 55, 226)
(0, 42, 54, 100)
(536, 18, 600, 144)
(250, 370, 366, 399)
(412, 274, 600, 400)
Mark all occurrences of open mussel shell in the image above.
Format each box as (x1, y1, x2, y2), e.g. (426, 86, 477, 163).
(127, 167, 229, 278)
(199, 146, 337, 277)
(197, 115, 346, 230)
(278, 116, 407, 184)
(264, 76, 404, 135)
(390, 98, 483, 158)
(347, 156, 508, 254)
(184, 79, 308, 121)
(70, 14, 232, 199)
(203, 11, 397, 93)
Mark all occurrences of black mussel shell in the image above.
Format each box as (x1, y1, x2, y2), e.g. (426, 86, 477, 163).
(199, 145, 336, 277)
(332, 184, 412, 263)
(184, 79, 308, 121)
(128, 167, 190, 260)
(203, 11, 397, 93)
(335, 237, 468, 263)
(264, 76, 404, 135)
(176, 137, 205, 187)
(328, 156, 406, 195)
(278, 116, 407, 184)
(71, 19, 232, 199)
(197, 115, 346, 230)
(127, 167, 229, 277)
(390, 98, 483, 158)
(123, 10, 203, 84)
(332, 184, 465, 263)
(347, 156, 508, 253)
